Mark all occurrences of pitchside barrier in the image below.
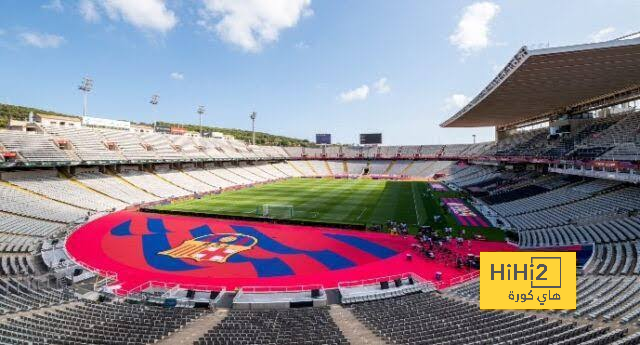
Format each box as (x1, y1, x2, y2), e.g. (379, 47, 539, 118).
(234, 284, 326, 310)
(339, 272, 434, 304)
(449, 270, 480, 286)
(123, 280, 226, 308)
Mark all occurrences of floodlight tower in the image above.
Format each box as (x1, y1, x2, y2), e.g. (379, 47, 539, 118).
(150, 95, 159, 130)
(78, 77, 93, 117)
(472, 134, 476, 144)
(197, 106, 205, 135)
(250, 112, 257, 145)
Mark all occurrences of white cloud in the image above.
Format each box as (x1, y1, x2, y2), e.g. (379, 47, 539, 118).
(449, 2, 500, 53)
(373, 77, 390, 94)
(589, 27, 616, 43)
(79, 0, 100, 22)
(339, 85, 369, 103)
(42, 0, 64, 12)
(199, 0, 312, 52)
(79, 0, 177, 33)
(20, 32, 65, 48)
(170, 72, 184, 80)
(443, 94, 470, 111)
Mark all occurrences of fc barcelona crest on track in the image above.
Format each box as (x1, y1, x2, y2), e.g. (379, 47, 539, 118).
(159, 233, 257, 263)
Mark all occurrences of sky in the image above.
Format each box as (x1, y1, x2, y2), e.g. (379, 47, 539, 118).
(0, 1, 639, 145)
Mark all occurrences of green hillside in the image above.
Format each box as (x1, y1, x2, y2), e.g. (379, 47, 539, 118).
(0, 103, 310, 147)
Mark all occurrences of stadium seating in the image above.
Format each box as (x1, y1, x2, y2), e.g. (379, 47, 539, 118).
(195, 308, 348, 345)
(97, 129, 159, 161)
(154, 166, 218, 193)
(283, 146, 304, 158)
(210, 166, 254, 185)
(255, 163, 289, 179)
(367, 160, 390, 175)
(346, 161, 367, 175)
(287, 160, 316, 176)
(0, 301, 204, 345)
(44, 126, 125, 161)
(272, 161, 303, 177)
(74, 170, 161, 204)
(0, 130, 71, 163)
(386, 160, 411, 175)
(0, 182, 87, 223)
(0, 211, 63, 239)
(326, 160, 344, 175)
(139, 132, 185, 160)
(118, 169, 191, 198)
(195, 165, 240, 189)
(2, 170, 126, 211)
(307, 160, 332, 176)
(348, 292, 627, 345)
(0, 279, 76, 314)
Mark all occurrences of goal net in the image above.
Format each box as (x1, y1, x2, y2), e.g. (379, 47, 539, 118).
(257, 204, 294, 219)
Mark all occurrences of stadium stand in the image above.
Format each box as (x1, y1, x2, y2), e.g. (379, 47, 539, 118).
(272, 162, 303, 178)
(386, 160, 411, 175)
(348, 292, 628, 345)
(74, 170, 161, 204)
(2, 170, 126, 211)
(307, 160, 332, 176)
(0, 181, 87, 222)
(154, 166, 218, 193)
(367, 160, 390, 175)
(118, 168, 191, 198)
(44, 126, 125, 162)
(326, 160, 345, 175)
(346, 160, 367, 175)
(0, 279, 76, 314)
(287, 160, 315, 176)
(139, 132, 185, 160)
(96, 128, 159, 161)
(0, 301, 204, 344)
(0, 130, 72, 163)
(195, 308, 348, 345)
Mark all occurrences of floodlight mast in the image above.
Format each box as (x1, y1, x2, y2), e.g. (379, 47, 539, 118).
(197, 106, 205, 135)
(150, 95, 159, 130)
(472, 134, 476, 144)
(78, 77, 93, 117)
(250, 112, 257, 145)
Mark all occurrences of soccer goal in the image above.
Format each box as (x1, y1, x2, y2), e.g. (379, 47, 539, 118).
(257, 204, 294, 219)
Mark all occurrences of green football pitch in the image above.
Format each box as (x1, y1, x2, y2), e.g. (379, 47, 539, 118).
(155, 178, 430, 227)
(153, 178, 505, 240)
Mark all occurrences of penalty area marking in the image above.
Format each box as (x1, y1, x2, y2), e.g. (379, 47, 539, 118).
(356, 207, 368, 221)
(411, 183, 422, 225)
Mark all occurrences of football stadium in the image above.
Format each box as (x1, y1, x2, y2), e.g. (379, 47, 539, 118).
(1, 1, 640, 344)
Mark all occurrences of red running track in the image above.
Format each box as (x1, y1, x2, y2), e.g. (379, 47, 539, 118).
(66, 211, 516, 292)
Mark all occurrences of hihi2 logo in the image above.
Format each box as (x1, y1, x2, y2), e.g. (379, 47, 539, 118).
(480, 252, 576, 310)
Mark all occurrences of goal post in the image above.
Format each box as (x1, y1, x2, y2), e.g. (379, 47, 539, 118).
(257, 204, 294, 219)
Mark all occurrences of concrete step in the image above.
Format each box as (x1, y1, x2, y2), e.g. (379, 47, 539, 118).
(329, 304, 387, 345)
(157, 308, 229, 345)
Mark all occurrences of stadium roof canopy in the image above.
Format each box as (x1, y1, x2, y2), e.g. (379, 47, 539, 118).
(441, 37, 640, 128)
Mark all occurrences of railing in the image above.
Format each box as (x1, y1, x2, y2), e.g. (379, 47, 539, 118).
(338, 272, 424, 289)
(240, 284, 323, 294)
(121, 280, 226, 296)
(449, 271, 479, 286)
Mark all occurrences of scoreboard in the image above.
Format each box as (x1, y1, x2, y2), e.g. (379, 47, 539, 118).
(316, 134, 331, 145)
(359, 133, 382, 145)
